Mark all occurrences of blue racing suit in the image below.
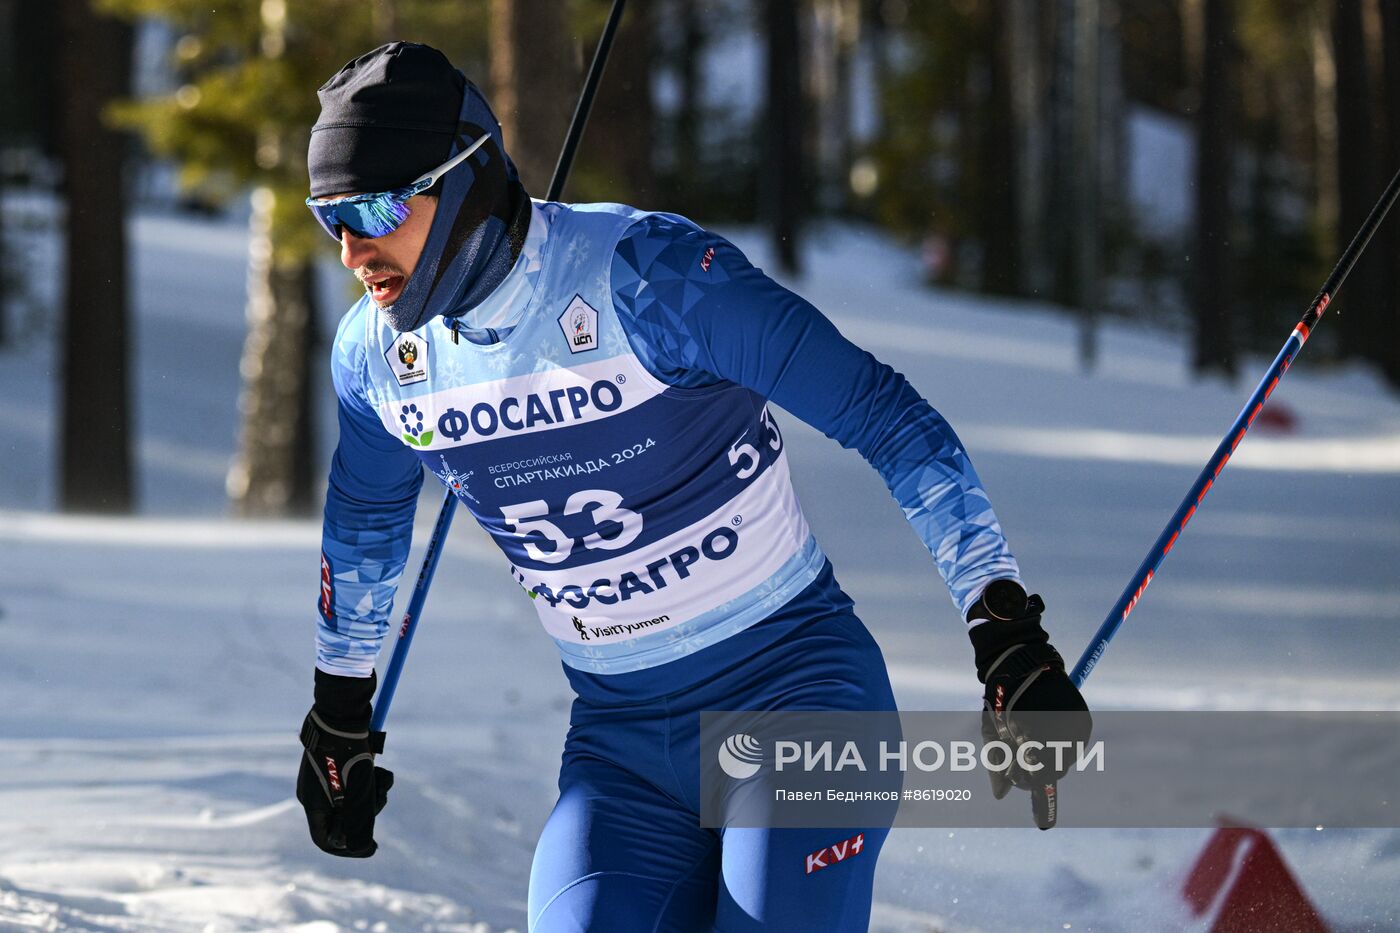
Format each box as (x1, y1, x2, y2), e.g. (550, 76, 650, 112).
(316, 201, 1022, 931)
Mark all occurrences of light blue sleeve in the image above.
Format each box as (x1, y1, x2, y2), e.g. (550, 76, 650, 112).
(316, 301, 425, 676)
(610, 216, 1020, 616)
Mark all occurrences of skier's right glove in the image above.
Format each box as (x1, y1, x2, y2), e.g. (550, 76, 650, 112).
(967, 580, 1092, 830)
(296, 668, 393, 858)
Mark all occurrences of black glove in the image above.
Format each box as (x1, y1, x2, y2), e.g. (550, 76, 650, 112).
(967, 581, 1092, 830)
(296, 668, 393, 857)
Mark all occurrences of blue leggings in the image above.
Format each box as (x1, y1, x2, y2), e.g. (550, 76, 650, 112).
(528, 609, 899, 932)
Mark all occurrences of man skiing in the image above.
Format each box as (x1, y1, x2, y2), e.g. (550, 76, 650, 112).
(295, 42, 1090, 932)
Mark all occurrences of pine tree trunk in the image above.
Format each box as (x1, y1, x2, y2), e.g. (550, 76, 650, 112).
(226, 187, 318, 517)
(1073, 0, 1100, 366)
(0, 0, 11, 347)
(866, 0, 891, 143)
(0, 143, 7, 346)
(1311, 11, 1340, 265)
(58, 0, 134, 512)
(589, 0, 656, 205)
(1009, 0, 1049, 297)
(765, 0, 804, 275)
(1098, 0, 1127, 226)
(1332, 0, 1379, 368)
(1192, 0, 1237, 378)
(489, 0, 575, 197)
(669, 0, 704, 214)
(828, 0, 860, 215)
(982, 0, 1020, 298)
(808, 0, 856, 215)
(1049, 1, 1079, 307)
(1374, 0, 1400, 386)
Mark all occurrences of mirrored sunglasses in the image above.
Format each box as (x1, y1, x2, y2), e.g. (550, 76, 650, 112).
(305, 133, 489, 241)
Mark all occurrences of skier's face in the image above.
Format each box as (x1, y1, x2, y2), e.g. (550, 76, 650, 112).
(336, 193, 439, 308)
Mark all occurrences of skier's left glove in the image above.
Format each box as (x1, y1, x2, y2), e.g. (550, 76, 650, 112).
(967, 580, 1092, 830)
(296, 668, 393, 858)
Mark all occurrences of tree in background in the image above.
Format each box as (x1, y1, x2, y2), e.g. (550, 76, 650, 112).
(1325, 0, 1400, 387)
(1232, 0, 1322, 353)
(979, 0, 1019, 298)
(40, 0, 1400, 450)
(0, 0, 14, 347)
(1119, 0, 1341, 372)
(1007, 0, 1052, 299)
(765, 0, 805, 275)
(1380, 0, 1400, 387)
(1191, 0, 1239, 378)
(60, 0, 135, 512)
(1, 0, 65, 347)
(576, 0, 656, 207)
(657, 0, 708, 216)
(865, 2, 1030, 294)
(1331, 0, 1380, 375)
(653, 0, 760, 223)
(104, 0, 486, 516)
(489, 0, 575, 197)
(228, 0, 329, 518)
(808, 0, 862, 215)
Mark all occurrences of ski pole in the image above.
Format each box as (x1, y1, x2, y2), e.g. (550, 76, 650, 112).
(371, 489, 456, 732)
(1071, 165, 1400, 687)
(372, 0, 629, 733)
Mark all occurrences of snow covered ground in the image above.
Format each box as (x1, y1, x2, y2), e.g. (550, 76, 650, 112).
(2, 198, 1399, 931)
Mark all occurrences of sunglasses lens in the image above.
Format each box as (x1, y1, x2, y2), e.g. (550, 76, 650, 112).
(307, 195, 412, 241)
(344, 196, 412, 238)
(309, 203, 343, 241)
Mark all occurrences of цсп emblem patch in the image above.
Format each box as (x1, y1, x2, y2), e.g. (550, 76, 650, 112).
(558, 295, 599, 354)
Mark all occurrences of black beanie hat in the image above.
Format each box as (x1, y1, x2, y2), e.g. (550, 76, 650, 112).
(307, 42, 466, 198)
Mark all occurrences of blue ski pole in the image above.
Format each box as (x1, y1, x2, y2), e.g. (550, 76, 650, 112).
(371, 490, 456, 732)
(1071, 165, 1400, 687)
(371, 0, 628, 732)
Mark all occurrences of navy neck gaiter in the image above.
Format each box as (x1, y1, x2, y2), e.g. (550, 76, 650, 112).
(307, 43, 530, 334)
(380, 80, 530, 333)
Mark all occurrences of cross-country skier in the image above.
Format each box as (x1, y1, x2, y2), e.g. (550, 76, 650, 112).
(294, 42, 1091, 932)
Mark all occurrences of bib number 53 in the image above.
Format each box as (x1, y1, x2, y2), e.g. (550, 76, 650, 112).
(728, 406, 784, 480)
(500, 489, 642, 564)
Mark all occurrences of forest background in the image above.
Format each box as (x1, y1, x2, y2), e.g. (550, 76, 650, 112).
(1, 0, 1396, 516)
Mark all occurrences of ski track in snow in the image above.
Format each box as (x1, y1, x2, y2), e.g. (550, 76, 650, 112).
(2, 202, 1399, 931)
